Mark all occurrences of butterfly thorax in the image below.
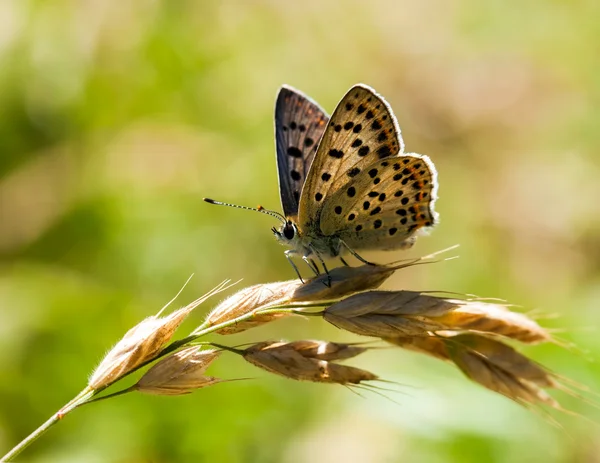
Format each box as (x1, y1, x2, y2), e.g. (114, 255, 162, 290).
(273, 218, 342, 258)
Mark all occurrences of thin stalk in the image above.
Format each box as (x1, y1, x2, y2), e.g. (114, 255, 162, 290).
(86, 386, 137, 404)
(1, 387, 95, 462)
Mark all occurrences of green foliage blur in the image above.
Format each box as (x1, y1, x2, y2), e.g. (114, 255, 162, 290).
(1, 1, 599, 462)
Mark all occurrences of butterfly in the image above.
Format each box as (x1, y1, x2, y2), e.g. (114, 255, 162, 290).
(205, 84, 439, 281)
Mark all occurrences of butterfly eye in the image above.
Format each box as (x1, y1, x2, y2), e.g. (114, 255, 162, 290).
(283, 223, 295, 240)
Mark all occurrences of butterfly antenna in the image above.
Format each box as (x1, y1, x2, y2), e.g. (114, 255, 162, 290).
(203, 198, 286, 224)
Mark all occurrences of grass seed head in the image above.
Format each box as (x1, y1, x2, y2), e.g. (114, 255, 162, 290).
(387, 333, 562, 408)
(204, 263, 405, 335)
(290, 263, 400, 302)
(89, 286, 222, 390)
(205, 281, 300, 334)
(323, 291, 443, 337)
(446, 334, 558, 388)
(279, 340, 370, 361)
(134, 347, 222, 396)
(242, 341, 378, 384)
(324, 291, 550, 343)
(450, 344, 560, 408)
(429, 301, 551, 344)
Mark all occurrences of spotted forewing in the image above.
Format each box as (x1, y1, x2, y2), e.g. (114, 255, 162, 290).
(298, 84, 438, 250)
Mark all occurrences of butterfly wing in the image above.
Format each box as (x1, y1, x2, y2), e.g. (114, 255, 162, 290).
(298, 84, 404, 230)
(321, 153, 439, 249)
(275, 85, 329, 218)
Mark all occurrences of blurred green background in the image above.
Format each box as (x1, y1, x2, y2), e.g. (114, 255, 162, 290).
(1, 1, 599, 462)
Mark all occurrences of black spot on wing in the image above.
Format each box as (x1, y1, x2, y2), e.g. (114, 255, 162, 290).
(377, 145, 392, 158)
(347, 167, 361, 177)
(287, 147, 302, 158)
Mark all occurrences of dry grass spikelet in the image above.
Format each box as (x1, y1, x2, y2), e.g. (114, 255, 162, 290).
(134, 347, 222, 396)
(386, 334, 566, 410)
(323, 291, 448, 338)
(449, 342, 560, 409)
(88, 281, 228, 390)
(323, 291, 551, 343)
(275, 340, 370, 361)
(205, 281, 300, 334)
(290, 261, 418, 302)
(204, 262, 413, 335)
(427, 301, 550, 344)
(241, 341, 377, 385)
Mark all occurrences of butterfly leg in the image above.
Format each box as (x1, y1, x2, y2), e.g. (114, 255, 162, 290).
(309, 258, 320, 273)
(302, 256, 321, 277)
(340, 239, 377, 266)
(307, 246, 331, 287)
(320, 259, 332, 288)
(284, 250, 305, 284)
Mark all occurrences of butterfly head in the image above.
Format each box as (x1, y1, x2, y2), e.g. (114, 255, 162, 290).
(272, 220, 300, 246)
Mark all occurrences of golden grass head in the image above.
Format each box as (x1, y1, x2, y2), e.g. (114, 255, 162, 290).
(323, 291, 551, 343)
(134, 347, 222, 396)
(242, 341, 377, 385)
(88, 284, 225, 390)
(429, 302, 550, 344)
(204, 281, 300, 334)
(387, 333, 562, 409)
(449, 341, 560, 409)
(204, 263, 405, 335)
(276, 340, 370, 361)
(323, 291, 442, 338)
(290, 263, 403, 302)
